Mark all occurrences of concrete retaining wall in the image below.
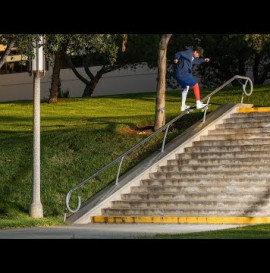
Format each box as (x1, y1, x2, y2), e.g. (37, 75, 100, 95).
(0, 64, 158, 102)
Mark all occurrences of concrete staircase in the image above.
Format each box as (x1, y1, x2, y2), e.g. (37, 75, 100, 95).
(91, 106, 270, 224)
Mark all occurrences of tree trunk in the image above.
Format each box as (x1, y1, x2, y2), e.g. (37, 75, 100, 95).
(82, 74, 102, 97)
(238, 57, 246, 77)
(260, 62, 270, 84)
(154, 34, 172, 131)
(252, 53, 260, 84)
(67, 55, 108, 98)
(253, 52, 270, 84)
(48, 48, 66, 103)
(0, 40, 15, 69)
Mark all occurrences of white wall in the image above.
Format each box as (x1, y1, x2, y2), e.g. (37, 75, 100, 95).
(0, 64, 158, 102)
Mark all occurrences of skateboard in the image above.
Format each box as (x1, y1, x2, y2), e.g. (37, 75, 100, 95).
(186, 103, 210, 113)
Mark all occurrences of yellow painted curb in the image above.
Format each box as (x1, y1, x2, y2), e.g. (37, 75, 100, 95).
(237, 107, 270, 113)
(91, 216, 270, 224)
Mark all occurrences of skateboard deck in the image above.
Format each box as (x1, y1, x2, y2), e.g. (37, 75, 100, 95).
(186, 104, 210, 113)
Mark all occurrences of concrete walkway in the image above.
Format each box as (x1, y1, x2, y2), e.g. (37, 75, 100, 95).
(0, 223, 245, 239)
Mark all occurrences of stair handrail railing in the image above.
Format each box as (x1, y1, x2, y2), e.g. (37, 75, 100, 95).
(64, 75, 253, 219)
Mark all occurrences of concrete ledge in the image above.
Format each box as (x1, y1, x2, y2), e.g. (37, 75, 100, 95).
(67, 103, 253, 224)
(91, 216, 270, 224)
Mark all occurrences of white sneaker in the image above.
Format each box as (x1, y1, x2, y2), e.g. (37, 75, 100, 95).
(181, 105, 191, 111)
(196, 101, 207, 109)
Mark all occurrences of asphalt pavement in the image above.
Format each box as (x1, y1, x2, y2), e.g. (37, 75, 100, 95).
(0, 223, 245, 239)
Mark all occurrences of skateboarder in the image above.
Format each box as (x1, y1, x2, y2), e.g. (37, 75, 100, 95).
(173, 46, 210, 111)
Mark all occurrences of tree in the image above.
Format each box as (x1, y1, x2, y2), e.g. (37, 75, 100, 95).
(65, 34, 119, 97)
(1, 34, 44, 70)
(25, 34, 159, 103)
(244, 34, 270, 84)
(154, 34, 172, 131)
(66, 34, 159, 97)
(42, 34, 121, 101)
(166, 34, 253, 88)
(165, 34, 270, 88)
(0, 34, 36, 70)
(188, 34, 270, 87)
(197, 34, 253, 87)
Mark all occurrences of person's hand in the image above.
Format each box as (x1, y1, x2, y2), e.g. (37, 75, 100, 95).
(173, 59, 179, 64)
(204, 58, 210, 62)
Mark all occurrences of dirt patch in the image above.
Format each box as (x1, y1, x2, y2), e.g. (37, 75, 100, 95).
(118, 125, 154, 136)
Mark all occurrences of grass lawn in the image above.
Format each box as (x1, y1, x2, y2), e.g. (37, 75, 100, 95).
(0, 83, 270, 231)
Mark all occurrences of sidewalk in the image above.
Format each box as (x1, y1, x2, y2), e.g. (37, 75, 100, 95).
(0, 223, 244, 239)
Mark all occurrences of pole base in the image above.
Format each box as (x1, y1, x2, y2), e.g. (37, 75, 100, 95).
(29, 203, 43, 218)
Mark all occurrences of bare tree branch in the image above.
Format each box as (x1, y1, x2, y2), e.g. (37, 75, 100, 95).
(0, 39, 15, 69)
(83, 55, 95, 80)
(66, 55, 89, 85)
(102, 64, 123, 73)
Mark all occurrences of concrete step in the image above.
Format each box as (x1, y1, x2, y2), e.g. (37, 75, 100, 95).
(158, 164, 270, 173)
(193, 139, 270, 148)
(121, 192, 270, 202)
(141, 177, 270, 187)
(193, 139, 270, 147)
(110, 200, 270, 210)
(184, 144, 270, 153)
(207, 127, 270, 135)
(102, 208, 270, 217)
(231, 112, 270, 118)
(223, 116, 270, 123)
(167, 157, 270, 166)
(215, 122, 270, 129)
(149, 170, 270, 179)
(200, 132, 270, 141)
(176, 150, 270, 160)
(130, 185, 270, 194)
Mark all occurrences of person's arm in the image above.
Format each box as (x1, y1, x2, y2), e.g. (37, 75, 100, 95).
(193, 57, 210, 65)
(193, 57, 205, 65)
(173, 51, 182, 64)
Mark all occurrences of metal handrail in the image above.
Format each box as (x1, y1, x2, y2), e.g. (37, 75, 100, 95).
(64, 75, 253, 218)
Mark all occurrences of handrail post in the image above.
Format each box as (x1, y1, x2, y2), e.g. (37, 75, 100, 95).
(241, 79, 248, 103)
(115, 156, 125, 185)
(202, 97, 211, 123)
(161, 124, 170, 153)
(241, 90, 245, 104)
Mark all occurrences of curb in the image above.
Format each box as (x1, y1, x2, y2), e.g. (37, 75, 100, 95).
(237, 107, 270, 113)
(91, 216, 270, 224)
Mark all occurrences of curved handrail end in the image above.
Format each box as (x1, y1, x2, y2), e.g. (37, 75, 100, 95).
(65, 192, 81, 214)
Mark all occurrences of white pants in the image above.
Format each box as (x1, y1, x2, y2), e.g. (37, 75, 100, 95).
(181, 86, 189, 106)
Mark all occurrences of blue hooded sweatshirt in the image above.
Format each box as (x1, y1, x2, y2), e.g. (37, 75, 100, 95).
(173, 46, 205, 79)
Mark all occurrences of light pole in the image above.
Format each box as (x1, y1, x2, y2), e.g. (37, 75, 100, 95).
(29, 36, 46, 218)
